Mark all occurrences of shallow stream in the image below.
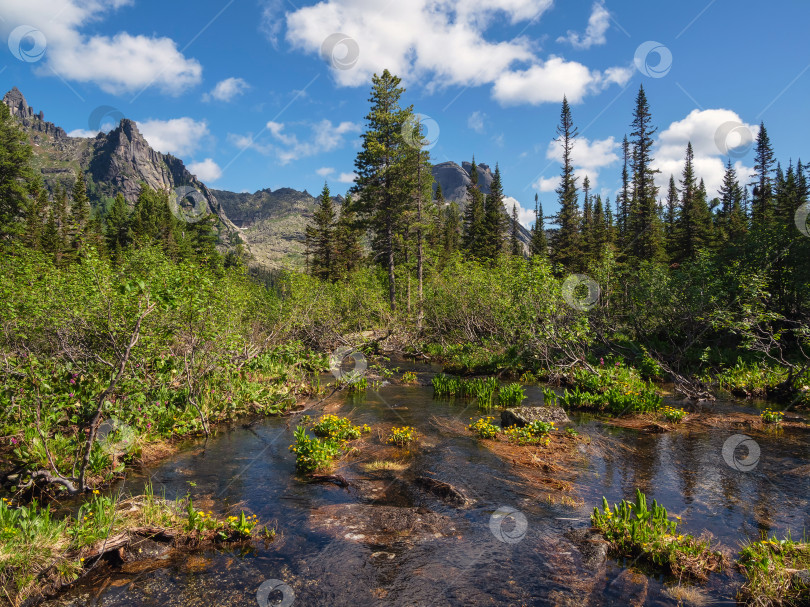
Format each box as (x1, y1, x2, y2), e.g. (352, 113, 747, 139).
(48, 368, 810, 606)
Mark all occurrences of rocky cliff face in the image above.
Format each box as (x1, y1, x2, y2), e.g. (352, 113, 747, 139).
(431, 160, 531, 247)
(3, 86, 68, 141)
(86, 119, 235, 233)
(2, 88, 236, 237)
(432, 161, 493, 202)
(212, 187, 345, 269)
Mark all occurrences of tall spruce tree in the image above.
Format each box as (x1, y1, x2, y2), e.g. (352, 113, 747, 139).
(0, 102, 35, 236)
(591, 194, 608, 260)
(551, 96, 581, 270)
(581, 176, 593, 263)
(309, 182, 337, 281)
(351, 69, 413, 310)
(617, 135, 631, 250)
(483, 163, 507, 259)
(442, 201, 462, 261)
(675, 143, 711, 260)
(463, 157, 486, 256)
(510, 203, 520, 256)
(664, 175, 679, 260)
(334, 194, 363, 279)
(105, 193, 131, 257)
(69, 173, 91, 255)
(628, 85, 663, 262)
(751, 122, 775, 227)
(718, 158, 746, 243)
(530, 194, 547, 258)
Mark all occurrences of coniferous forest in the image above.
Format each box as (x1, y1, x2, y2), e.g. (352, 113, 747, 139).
(2, 61, 810, 607)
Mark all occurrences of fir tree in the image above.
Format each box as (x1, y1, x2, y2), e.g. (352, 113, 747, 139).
(581, 176, 593, 263)
(675, 143, 711, 260)
(530, 194, 547, 258)
(309, 182, 337, 281)
(510, 203, 520, 256)
(68, 173, 91, 256)
(463, 156, 486, 256)
(483, 163, 507, 259)
(442, 201, 462, 261)
(0, 102, 35, 235)
(628, 85, 663, 262)
(751, 122, 775, 227)
(664, 175, 679, 260)
(351, 69, 414, 310)
(591, 194, 608, 260)
(617, 135, 631, 250)
(551, 96, 581, 270)
(334, 194, 363, 278)
(105, 193, 131, 257)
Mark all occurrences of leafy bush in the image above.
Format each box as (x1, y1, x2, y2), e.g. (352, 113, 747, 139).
(561, 363, 661, 415)
(498, 383, 526, 407)
(661, 406, 687, 423)
(591, 489, 723, 579)
(761, 408, 784, 424)
(289, 425, 342, 473)
(311, 415, 364, 442)
(468, 416, 499, 439)
(387, 426, 416, 447)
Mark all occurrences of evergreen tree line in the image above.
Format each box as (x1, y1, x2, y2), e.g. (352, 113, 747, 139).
(306, 75, 809, 319)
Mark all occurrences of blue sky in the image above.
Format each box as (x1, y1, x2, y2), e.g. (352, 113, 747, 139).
(1, 0, 809, 226)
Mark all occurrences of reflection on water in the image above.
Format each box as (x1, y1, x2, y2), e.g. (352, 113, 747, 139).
(48, 380, 810, 606)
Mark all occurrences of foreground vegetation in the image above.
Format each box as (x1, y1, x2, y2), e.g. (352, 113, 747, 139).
(591, 489, 724, 580)
(738, 534, 810, 606)
(0, 483, 266, 605)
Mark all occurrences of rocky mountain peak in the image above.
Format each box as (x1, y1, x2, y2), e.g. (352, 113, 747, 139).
(2, 87, 66, 140)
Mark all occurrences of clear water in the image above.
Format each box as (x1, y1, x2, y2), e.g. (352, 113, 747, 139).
(47, 376, 810, 606)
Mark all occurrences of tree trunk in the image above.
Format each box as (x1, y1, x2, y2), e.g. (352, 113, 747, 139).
(416, 153, 424, 328)
(387, 213, 396, 311)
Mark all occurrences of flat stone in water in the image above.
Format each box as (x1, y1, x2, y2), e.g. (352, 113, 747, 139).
(501, 405, 570, 427)
(310, 503, 457, 547)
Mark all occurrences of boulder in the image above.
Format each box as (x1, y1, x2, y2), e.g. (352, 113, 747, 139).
(501, 406, 570, 427)
(414, 476, 470, 507)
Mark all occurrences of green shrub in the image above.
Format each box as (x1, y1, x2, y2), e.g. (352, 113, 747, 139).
(498, 383, 526, 407)
(738, 534, 810, 606)
(467, 416, 499, 439)
(591, 489, 722, 579)
(289, 425, 342, 473)
(387, 426, 416, 447)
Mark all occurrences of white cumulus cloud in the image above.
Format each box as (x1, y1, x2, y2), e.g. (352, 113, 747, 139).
(137, 117, 209, 157)
(504, 195, 535, 228)
(203, 77, 250, 102)
(338, 172, 358, 183)
(653, 109, 758, 198)
(265, 120, 361, 165)
(283, 0, 629, 106)
(1, 0, 201, 95)
(316, 167, 335, 177)
(188, 158, 222, 182)
(557, 1, 611, 50)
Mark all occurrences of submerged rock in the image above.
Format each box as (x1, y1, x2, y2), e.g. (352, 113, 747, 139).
(310, 503, 458, 546)
(564, 527, 608, 571)
(606, 569, 648, 607)
(414, 476, 470, 507)
(501, 406, 570, 428)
